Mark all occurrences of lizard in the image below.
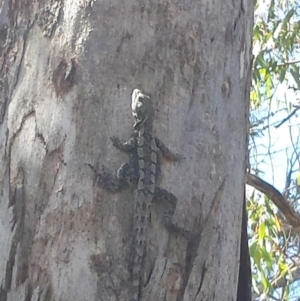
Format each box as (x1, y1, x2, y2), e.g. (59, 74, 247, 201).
(86, 88, 185, 301)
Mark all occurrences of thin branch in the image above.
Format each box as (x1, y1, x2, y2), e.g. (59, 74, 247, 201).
(274, 106, 300, 129)
(246, 173, 300, 235)
(277, 59, 300, 66)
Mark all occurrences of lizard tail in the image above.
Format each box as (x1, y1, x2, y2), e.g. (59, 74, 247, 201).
(131, 226, 146, 301)
(131, 192, 150, 301)
(131, 249, 143, 301)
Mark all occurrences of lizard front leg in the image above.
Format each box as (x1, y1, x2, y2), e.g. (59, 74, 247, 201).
(155, 138, 184, 161)
(86, 162, 132, 192)
(86, 134, 137, 191)
(110, 134, 136, 153)
(153, 187, 190, 239)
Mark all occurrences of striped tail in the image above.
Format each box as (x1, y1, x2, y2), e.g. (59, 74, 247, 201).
(131, 191, 151, 301)
(131, 242, 144, 301)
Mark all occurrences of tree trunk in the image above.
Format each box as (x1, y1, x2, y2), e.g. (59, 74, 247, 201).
(0, 0, 253, 300)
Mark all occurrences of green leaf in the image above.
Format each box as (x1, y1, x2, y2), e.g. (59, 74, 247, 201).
(285, 9, 295, 22)
(279, 67, 286, 83)
(268, 0, 275, 21)
(259, 223, 266, 243)
(261, 270, 270, 291)
(290, 69, 300, 88)
(250, 242, 262, 265)
(296, 172, 300, 193)
(296, 172, 300, 186)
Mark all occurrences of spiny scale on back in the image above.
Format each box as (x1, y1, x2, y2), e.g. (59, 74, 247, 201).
(131, 89, 157, 301)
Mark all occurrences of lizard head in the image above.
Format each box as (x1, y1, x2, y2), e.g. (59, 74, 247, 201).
(131, 89, 154, 130)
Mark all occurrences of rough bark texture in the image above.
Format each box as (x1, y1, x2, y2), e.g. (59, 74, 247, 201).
(0, 0, 253, 300)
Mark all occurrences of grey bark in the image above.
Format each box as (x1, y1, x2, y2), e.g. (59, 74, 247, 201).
(0, 0, 253, 300)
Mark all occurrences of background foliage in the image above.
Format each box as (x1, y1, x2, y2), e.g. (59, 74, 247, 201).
(250, 0, 300, 300)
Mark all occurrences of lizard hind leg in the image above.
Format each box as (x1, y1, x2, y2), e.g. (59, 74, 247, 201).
(118, 161, 139, 187)
(154, 187, 190, 239)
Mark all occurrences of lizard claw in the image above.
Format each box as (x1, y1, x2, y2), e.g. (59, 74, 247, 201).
(110, 136, 119, 145)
